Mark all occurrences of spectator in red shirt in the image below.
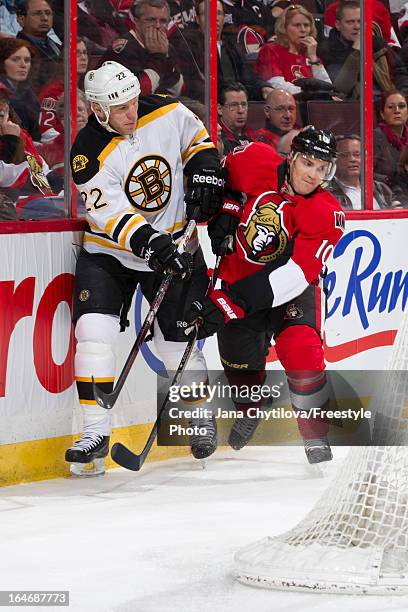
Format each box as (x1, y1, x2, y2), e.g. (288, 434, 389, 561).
(255, 4, 331, 95)
(324, 0, 393, 45)
(218, 82, 257, 154)
(37, 37, 89, 142)
(257, 88, 297, 151)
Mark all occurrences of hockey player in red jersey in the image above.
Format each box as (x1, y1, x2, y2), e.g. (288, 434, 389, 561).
(186, 127, 345, 464)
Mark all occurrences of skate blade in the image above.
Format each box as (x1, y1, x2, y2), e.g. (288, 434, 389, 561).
(200, 459, 207, 470)
(69, 458, 106, 478)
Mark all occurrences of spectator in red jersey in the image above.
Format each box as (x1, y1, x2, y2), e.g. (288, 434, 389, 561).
(257, 88, 297, 151)
(374, 90, 408, 184)
(255, 4, 331, 96)
(221, 0, 275, 56)
(324, 0, 393, 45)
(218, 82, 257, 155)
(37, 89, 89, 194)
(0, 84, 51, 206)
(37, 37, 89, 142)
(0, 37, 40, 141)
(101, 0, 184, 96)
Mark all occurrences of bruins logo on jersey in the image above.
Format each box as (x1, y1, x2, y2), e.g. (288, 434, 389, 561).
(125, 155, 171, 212)
(237, 196, 288, 264)
(72, 154, 89, 173)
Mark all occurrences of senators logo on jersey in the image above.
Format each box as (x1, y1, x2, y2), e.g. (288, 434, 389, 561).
(236, 193, 288, 265)
(125, 155, 172, 212)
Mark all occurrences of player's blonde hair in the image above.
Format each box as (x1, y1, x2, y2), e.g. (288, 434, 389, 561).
(275, 5, 317, 48)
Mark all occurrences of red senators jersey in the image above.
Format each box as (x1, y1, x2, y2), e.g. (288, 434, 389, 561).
(220, 143, 345, 308)
(255, 43, 314, 84)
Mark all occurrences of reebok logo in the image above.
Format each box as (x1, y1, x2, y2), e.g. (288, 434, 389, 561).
(193, 174, 225, 188)
(216, 297, 238, 320)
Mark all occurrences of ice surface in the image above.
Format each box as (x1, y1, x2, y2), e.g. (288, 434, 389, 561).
(1, 446, 408, 612)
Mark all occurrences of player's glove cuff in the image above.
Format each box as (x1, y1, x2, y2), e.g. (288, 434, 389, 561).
(185, 289, 245, 339)
(207, 195, 243, 255)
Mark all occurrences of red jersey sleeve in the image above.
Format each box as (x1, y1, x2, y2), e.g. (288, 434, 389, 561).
(224, 142, 282, 197)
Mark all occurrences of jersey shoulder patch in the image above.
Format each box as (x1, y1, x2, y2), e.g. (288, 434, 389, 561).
(70, 118, 123, 184)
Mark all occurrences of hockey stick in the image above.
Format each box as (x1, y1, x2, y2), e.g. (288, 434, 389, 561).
(92, 210, 199, 410)
(110, 239, 230, 471)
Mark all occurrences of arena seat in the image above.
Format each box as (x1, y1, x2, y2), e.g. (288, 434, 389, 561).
(306, 100, 360, 135)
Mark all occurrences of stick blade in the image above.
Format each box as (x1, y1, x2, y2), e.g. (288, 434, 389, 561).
(92, 377, 115, 410)
(111, 442, 142, 471)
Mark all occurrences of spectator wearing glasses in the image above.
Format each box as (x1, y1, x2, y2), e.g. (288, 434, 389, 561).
(374, 91, 408, 185)
(101, 0, 183, 96)
(255, 4, 331, 96)
(327, 134, 393, 210)
(257, 88, 297, 150)
(16, 0, 62, 90)
(218, 82, 257, 155)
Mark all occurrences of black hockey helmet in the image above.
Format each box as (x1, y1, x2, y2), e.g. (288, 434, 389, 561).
(291, 126, 337, 163)
(290, 126, 337, 182)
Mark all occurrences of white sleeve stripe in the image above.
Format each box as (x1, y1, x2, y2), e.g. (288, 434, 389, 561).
(269, 258, 308, 306)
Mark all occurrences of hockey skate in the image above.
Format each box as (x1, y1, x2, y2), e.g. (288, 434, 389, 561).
(65, 433, 110, 477)
(189, 415, 217, 461)
(304, 437, 333, 465)
(228, 415, 263, 451)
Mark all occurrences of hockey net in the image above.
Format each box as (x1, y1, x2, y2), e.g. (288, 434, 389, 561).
(234, 308, 408, 594)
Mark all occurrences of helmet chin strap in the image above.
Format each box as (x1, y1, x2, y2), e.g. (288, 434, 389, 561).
(91, 103, 120, 134)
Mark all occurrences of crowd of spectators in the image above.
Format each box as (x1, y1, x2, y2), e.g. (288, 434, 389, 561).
(0, 0, 407, 219)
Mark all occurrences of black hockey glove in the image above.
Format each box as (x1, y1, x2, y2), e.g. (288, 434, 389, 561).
(144, 233, 193, 279)
(207, 195, 243, 256)
(185, 166, 226, 222)
(185, 289, 245, 339)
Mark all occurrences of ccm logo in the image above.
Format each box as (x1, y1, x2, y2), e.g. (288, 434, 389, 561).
(216, 297, 238, 320)
(193, 174, 225, 187)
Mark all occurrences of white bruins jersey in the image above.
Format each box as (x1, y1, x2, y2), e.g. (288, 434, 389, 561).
(70, 95, 217, 270)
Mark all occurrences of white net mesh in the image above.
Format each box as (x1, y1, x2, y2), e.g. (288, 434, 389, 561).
(234, 309, 408, 594)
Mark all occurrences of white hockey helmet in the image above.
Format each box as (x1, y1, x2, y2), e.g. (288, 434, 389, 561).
(85, 61, 141, 129)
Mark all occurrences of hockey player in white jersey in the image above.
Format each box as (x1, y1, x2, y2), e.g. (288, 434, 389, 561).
(66, 61, 224, 475)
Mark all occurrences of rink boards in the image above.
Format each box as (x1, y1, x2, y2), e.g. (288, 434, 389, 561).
(0, 217, 407, 485)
